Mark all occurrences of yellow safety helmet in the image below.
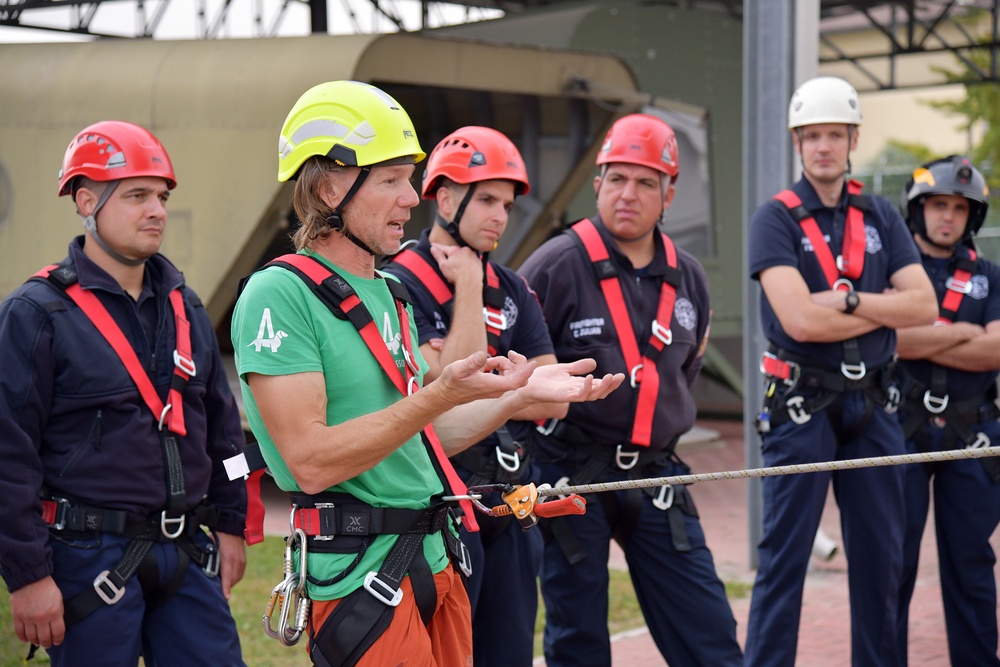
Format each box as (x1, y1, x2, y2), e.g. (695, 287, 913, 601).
(278, 80, 425, 182)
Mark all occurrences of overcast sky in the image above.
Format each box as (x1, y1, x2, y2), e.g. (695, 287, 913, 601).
(0, 0, 501, 42)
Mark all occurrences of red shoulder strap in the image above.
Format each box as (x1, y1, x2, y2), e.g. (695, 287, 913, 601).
(938, 249, 978, 324)
(774, 179, 866, 291)
(570, 219, 678, 447)
(391, 250, 453, 306)
(265, 254, 478, 532)
(33, 265, 192, 436)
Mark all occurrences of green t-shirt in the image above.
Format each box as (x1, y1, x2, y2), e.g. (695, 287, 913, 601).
(231, 251, 449, 600)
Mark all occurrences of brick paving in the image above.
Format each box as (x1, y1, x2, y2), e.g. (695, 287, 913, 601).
(261, 418, 1000, 665)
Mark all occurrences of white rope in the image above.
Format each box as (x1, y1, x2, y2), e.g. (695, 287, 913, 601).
(535, 446, 1000, 498)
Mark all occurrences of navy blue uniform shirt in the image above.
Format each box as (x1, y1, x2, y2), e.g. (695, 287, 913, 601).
(0, 237, 246, 592)
(899, 248, 1000, 400)
(519, 216, 711, 454)
(749, 177, 920, 369)
(383, 228, 554, 445)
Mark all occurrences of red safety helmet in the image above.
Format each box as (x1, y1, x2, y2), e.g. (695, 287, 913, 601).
(421, 126, 530, 199)
(596, 114, 679, 180)
(58, 120, 176, 196)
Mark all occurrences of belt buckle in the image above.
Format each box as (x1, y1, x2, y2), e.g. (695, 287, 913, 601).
(651, 319, 672, 346)
(93, 570, 126, 605)
(50, 497, 71, 531)
(173, 350, 197, 377)
(945, 276, 972, 294)
(363, 572, 404, 606)
(651, 484, 674, 510)
(312, 502, 337, 542)
(483, 308, 507, 331)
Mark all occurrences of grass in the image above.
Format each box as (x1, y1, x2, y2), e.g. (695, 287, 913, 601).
(0, 537, 750, 666)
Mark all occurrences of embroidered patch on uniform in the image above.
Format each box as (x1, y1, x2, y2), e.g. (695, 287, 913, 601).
(674, 297, 697, 331)
(341, 512, 369, 535)
(865, 225, 882, 254)
(503, 296, 519, 330)
(249, 307, 288, 352)
(569, 317, 605, 338)
(971, 275, 989, 300)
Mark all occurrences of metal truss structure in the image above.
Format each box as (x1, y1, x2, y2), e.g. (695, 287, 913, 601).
(2, 1, 998, 90)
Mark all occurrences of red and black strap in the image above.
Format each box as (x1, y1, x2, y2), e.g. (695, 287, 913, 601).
(267, 253, 479, 532)
(390, 248, 506, 355)
(569, 219, 680, 447)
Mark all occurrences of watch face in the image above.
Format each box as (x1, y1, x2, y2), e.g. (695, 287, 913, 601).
(846, 292, 860, 312)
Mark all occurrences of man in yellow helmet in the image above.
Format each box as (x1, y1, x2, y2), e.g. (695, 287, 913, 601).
(231, 80, 623, 666)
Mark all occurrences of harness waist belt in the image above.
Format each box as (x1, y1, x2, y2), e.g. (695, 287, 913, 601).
(290, 497, 452, 538)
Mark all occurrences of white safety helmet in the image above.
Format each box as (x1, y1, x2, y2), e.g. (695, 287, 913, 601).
(787, 76, 862, 130)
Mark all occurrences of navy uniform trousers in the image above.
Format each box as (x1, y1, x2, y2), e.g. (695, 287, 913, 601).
(538, 459, 741, 667)
(45, 532, 244, 667)
(460, 501, 543, 667)
(744, 390, 906, 667)
(896, 418, 1000, 666)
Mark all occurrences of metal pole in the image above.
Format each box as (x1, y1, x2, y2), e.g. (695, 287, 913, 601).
(742, 0, 818, 569)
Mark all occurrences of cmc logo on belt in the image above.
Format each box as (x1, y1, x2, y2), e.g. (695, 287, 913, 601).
(343, 513, 369, 534)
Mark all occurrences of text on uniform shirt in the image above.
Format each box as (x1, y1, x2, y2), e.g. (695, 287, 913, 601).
(799, 226, 883, 255)
(570, 317, 606, 338)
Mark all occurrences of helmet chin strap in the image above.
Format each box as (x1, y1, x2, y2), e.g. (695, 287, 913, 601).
(436, 183, 478, 249)
(327, 167, 377, 256)
(80, 180, 148, 268)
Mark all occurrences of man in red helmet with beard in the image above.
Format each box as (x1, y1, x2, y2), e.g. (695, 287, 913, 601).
(519, 113, 741, 667)
(0, 121, 247, 665)
(383, 126, 560, 667)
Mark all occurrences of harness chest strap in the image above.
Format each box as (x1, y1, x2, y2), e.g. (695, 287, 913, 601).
(771, 180, 871, 380)
(773, 178, 868, 290)
(34, 265, 194, 436)
(570, 218, 680, 447)
(937, 249, 977, 324)
(234, 253, 478, 546)
(390, 248, 507, 355)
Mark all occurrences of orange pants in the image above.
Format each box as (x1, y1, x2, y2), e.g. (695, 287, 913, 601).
(308, 564, 472, 667)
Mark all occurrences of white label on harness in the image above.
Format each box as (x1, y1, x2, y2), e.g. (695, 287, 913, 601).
(224, 452, 250, 481)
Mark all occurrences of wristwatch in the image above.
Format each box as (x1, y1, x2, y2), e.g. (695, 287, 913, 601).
(844, 290, 860, 315)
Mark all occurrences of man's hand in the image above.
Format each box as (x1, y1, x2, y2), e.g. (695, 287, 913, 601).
(10, 576, 64, 649)
(519, 358, 625, 405)
(433, 351, 536, 406)
(429, 243, 484, 287)
(216, 532, 247, 600)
